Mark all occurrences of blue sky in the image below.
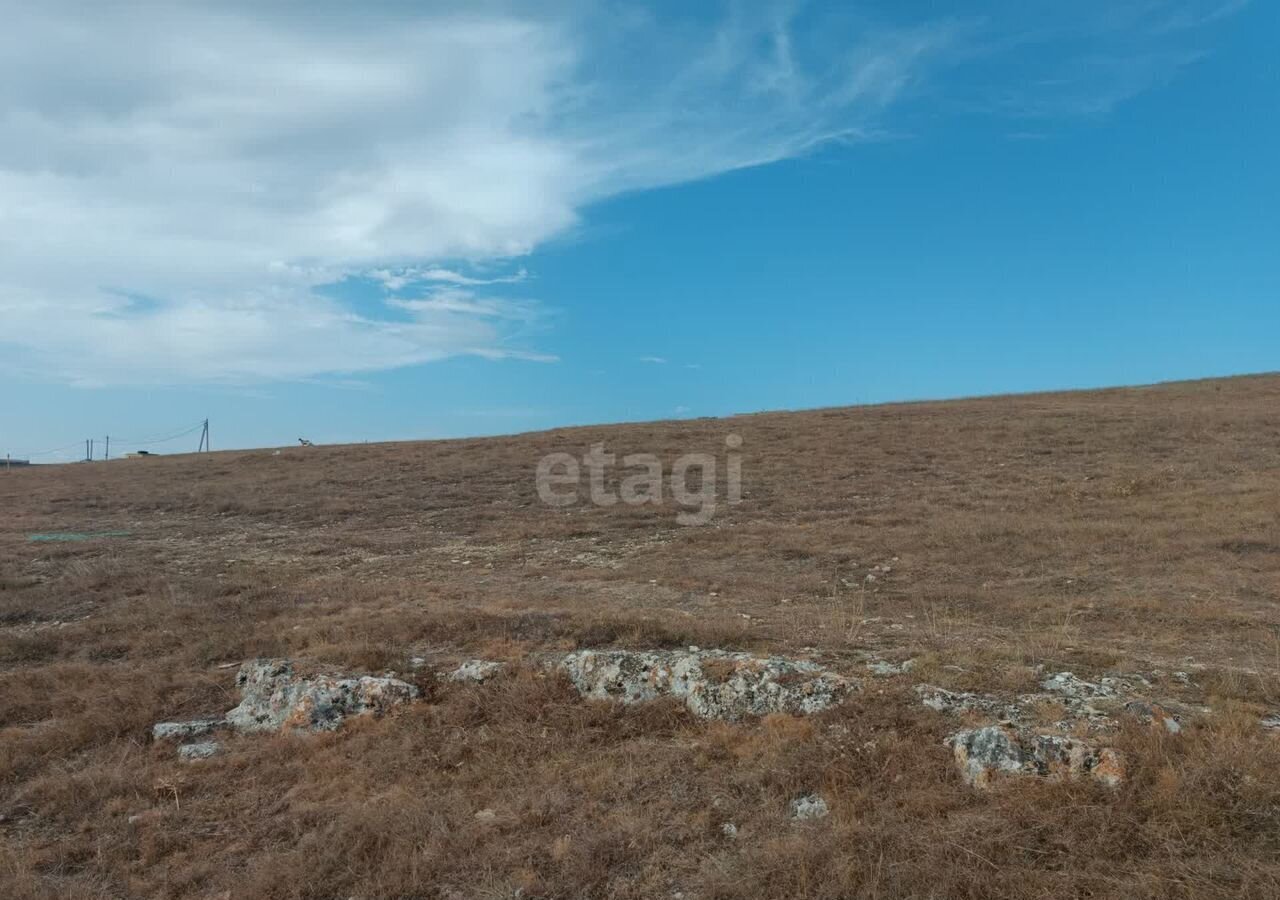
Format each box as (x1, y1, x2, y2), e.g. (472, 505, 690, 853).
(1, 1, 1276, 458)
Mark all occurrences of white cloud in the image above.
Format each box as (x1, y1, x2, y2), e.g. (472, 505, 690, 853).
(0, 1, 1244, 385)
(370, 267, 530, 291)
(386, 287, 541, 320)
(1, 4, 585, 384)
(421, 268, 531, 287)
(639, 356, 668, 365)
(1, 287, 549, 387)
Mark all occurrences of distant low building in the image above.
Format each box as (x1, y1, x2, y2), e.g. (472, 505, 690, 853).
(4, 458, 31, 468)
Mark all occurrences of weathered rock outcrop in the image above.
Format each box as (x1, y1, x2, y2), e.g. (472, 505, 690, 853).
(152, 659, 420, 756)
(948, 724, 1126, 789)
(919, 670, 1162, 788)
(918, 670, 1190, 734)
(1039, 671, 1135, 700)
(559, 648, 852, 720)
(915, 685, 1024, 721)
(224, 659, 419, 733)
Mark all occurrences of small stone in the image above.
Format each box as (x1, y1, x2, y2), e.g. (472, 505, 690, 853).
(1040, 671, 1117, 700)
(948, 725, 1125, 789)
(1124, 700, 1181, 734)
(948, 724, 1025, 788)
(443, 660, 504, 683)
(152, 719, 223, 741)
(178, 741, 221, 761)
(474, 808, 497, 822)
(867, 659, 916, 678)
(720, 822, 738, 838)
(789, 794, 829, 821)
(916, 684, 1021, 721)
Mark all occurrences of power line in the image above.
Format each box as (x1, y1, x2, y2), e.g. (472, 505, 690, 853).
(20, 440, 90, 459)
(6, 419, 211, 461)
(112, 420, 207, 445)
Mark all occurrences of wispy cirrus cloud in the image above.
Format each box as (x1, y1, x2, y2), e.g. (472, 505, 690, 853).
(385, 287, 543, 321)
(942, 0, 1248, 118)
(370, 267, 530, 291)
(0, 0, 1247, 385)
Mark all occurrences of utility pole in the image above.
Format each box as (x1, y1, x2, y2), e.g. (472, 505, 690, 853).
(105, 436, 110, 460)
(85, 439, 90, 462)
(197, 419, 210, 454)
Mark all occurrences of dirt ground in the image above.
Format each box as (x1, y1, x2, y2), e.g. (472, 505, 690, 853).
(3, 373, 1280, 899)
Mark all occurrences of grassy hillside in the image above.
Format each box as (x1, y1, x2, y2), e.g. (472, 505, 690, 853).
(3, 374, 1280, 898)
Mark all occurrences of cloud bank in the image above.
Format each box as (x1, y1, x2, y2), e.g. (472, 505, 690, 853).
(0, 1, 1245, 384)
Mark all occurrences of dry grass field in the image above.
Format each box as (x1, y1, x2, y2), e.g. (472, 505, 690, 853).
(3, 373, 1280, 899)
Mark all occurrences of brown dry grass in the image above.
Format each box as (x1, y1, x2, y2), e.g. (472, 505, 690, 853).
(3, 373, 1280, 898)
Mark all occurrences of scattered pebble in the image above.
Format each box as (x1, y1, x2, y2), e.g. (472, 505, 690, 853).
(867, 659, 916, 678)
(789, 794, 829, 821)
(178, 741, 221, 761)
(152, 719, 223, 741)
(443, 660, 504, 683)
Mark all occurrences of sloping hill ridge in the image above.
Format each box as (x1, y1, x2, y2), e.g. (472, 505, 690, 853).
(3, 373, 1280, 899)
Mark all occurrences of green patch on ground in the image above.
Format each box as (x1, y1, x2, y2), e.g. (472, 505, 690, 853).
(27, 531, 132, 542)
